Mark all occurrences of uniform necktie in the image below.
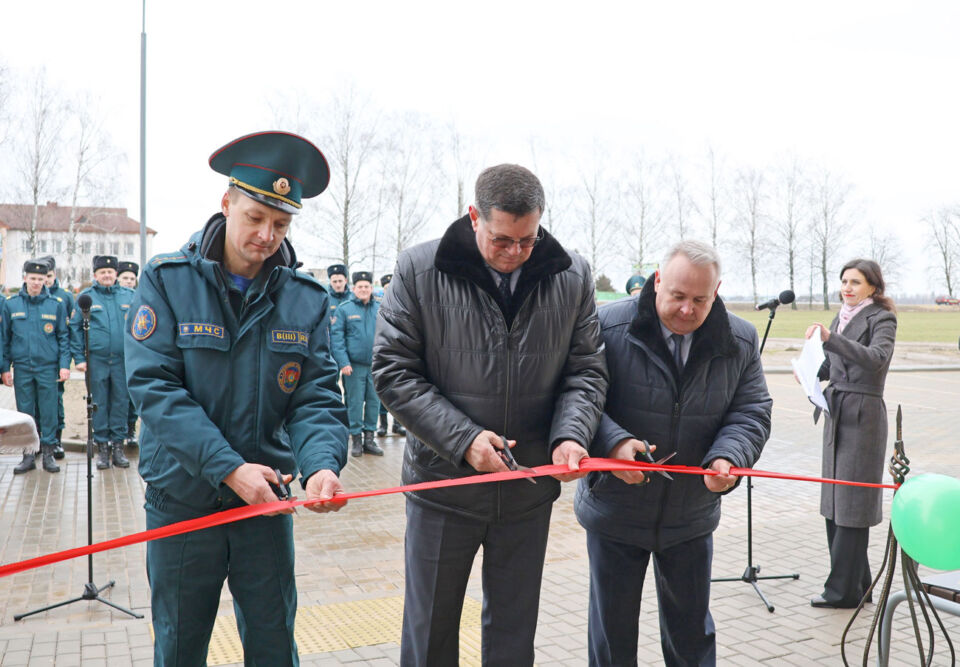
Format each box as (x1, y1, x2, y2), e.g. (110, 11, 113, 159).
(496, 271, 513, 306)
(670, 333, 685, 371)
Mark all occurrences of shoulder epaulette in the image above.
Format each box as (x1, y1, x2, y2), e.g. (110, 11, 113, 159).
(6, 294, 17, 300)
(149, 252, 189, 267)
(54, 296, 63, 302)
(290, 270, 326, 292)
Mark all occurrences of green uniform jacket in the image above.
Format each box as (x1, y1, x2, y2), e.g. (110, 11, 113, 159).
(70, 283, 134, 364)
(1, 286, 71, 371)
(330, 295, 378, 368)
(123, 213, 348, 509)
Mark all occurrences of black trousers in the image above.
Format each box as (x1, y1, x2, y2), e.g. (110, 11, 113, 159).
(822, 518, 872, 605)
(401, 500, 552, 666)
(586, 531, 716, 667)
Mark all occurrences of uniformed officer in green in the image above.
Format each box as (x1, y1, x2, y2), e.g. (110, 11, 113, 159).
(124, 131, 348, 667)
(625, 273, 646, 295)
(2, 260, 71, 474)
(117, 260, 140, 446)
(375, 273, 406, 438)
(71, 256, 134, 470)
(325, 263, 350, 313)
(330, 271, 383, 457)
(40, 255, 74, 459)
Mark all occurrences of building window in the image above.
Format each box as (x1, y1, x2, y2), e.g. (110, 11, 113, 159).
(54, 240, 63, 253)
(110, 241, 120, 254)
(124, 242, 135, 256)
(96, 241, 107, 254)
(38, 240, 49, 253)
(22, 238, 31, 253)
(81, 242, 92, 254)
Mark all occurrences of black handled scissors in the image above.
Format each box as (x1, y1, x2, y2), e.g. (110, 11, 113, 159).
(634, 440, 676, 480)
(270, 468, 291, 501)
(499, 436, 536, 484)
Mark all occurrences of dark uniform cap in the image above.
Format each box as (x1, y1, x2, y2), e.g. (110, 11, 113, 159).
(209, 131, 330, 215)
(93, 255, 119, 271)
(23, 259, 49, 275)
(327, 264, 348, 279)
(625, 274, 646, 294)
(352, 271, 373, 284)
(39, 255, 56, 271)
(118, 261, 140, 277)
(380, 274, 392, 287)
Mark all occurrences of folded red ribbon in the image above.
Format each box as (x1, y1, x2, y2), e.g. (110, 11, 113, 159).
(0, 458, 897, 578)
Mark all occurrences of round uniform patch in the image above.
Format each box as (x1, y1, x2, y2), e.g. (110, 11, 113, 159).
(278, 361, 301, 394)
(43, 322, 54, 334)
(131, 305, 157, 341)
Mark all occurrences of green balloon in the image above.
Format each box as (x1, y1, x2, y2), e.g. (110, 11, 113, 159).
(891, 474, 960, 570)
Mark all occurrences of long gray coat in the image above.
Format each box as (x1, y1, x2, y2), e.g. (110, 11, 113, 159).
(818, 303, 897, 528)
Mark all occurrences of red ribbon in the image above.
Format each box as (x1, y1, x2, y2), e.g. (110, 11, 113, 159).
(0, 458, 898, 579)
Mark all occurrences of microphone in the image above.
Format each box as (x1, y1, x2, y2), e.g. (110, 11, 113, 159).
(755, 289, 795, 311)
(77, 294, 93, 320)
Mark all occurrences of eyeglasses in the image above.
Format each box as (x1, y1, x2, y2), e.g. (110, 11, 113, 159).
(489, 227, 543, 249)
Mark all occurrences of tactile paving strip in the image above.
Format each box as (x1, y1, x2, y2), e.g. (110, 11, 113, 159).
(152, 595, 484, 665)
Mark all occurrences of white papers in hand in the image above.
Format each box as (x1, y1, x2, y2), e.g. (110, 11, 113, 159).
(791, 335, 829, 415)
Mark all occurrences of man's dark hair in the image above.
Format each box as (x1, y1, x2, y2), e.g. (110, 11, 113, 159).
(474, 164, 545, 219)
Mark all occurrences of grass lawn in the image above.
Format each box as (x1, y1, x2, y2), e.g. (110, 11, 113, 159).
(725, 304, 960, 343)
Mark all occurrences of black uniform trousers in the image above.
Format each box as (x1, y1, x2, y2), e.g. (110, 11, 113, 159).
(586, 531, 716, 667)
(822, 518, 872, 605)
(401, 499, 552, 666)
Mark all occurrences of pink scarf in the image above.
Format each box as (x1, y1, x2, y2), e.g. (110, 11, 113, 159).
(837, 297, 873, 334)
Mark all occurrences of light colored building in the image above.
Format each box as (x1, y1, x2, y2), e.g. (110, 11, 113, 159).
(0, 202, 156, 291)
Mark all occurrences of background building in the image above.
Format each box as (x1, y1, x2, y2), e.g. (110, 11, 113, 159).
(0, 202, 155, 291)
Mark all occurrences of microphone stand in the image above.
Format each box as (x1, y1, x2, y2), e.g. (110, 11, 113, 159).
(710, 301, 799, 613)
(15, 305, 142, 621)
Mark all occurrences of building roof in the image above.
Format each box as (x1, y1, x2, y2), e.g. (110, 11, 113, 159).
(0, 202, 156, 235)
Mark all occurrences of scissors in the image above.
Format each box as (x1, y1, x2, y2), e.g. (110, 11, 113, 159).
(499, 436, 537, 484)
(634, 440, 677, 480)
(270, 468, 292, 501)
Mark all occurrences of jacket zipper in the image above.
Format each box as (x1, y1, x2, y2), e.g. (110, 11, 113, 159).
(652, 375, 682, 552)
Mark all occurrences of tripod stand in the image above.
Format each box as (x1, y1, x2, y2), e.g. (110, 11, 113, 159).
(15, 302, 142, 621)
(710, 303, 799, 612)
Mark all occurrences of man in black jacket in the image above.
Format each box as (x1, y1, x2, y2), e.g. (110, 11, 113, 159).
(373, 164, 608, 666)
(574, 240, 771, 666)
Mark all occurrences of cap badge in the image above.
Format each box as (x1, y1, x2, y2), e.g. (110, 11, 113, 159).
(273, 178, 291, 196)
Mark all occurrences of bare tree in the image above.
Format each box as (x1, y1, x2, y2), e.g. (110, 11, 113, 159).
(703, 146, 727, 248)
(623, 154, 665, 274)
(528, 136, 574, 243)
(866, 228, 904, 291)
(730, 167, 765, 305)
(315, 85, 380, 269)
(575, 158, 619, 279)
(770, 156, 806, 309)
(12, 70, 66, 256)
(667, 157, 697, 240)
(0, 61, 10, 147)
(809, 170, 854, 309)
(927, 207, 960, 297)
(64, 96, 125, 286)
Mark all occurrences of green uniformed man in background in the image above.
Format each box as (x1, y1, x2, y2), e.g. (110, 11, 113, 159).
(124, 131, 348, 666)
(71, 256, 134, 470)
(40, 255, 74, 459)
(376, 273, 406, 438)
(117, 260, 140, 447)
(626, 273, 646, 296)
(330, 271, 383, 457)
(2, 260, 72, 474)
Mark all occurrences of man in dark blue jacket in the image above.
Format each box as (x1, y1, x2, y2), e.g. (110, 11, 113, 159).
(117, 260, 140, 447)
(574, 240, 772, 666)
(71, 255, 134, 469)
(41, 255, 74, 459)
(124, 131, 348, 667)
(2, 260, 71, 474)
(330, 271, 382, 457)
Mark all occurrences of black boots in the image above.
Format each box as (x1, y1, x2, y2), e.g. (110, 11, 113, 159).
(351, 433, 363, 457)
(96, 443, 111, 470)
(111, 442, 130, 468)
(13, 451, 37, 475)
(377, 413, 388, 437)
(53, 430, 65, 459)
(362, 431, 384, 456)
(392, 421, 407, 436)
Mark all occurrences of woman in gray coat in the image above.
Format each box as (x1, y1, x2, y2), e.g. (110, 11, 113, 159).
(804, 258, 897, 609)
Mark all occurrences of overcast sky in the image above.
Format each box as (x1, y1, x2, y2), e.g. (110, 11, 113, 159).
(2, 1, 959, 296)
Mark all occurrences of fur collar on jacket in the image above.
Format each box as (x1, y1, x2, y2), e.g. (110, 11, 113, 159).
(434, 214, 572, 325)
(628, 275, 739, 373)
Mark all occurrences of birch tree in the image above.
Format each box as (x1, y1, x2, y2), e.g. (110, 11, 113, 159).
(730, 167, 765, 305)
(810, 170, 853, 309)
(927, 207, 960, 297)
(623, 155, 665, 275)
(771, 157, 806, 309)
